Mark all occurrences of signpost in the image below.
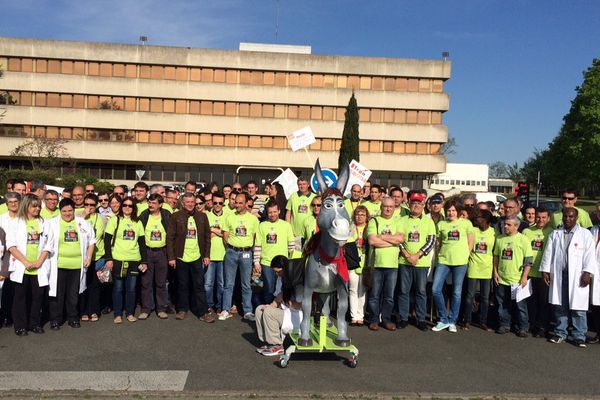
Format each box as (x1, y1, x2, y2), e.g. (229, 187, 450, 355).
(310, 169, 338, 193)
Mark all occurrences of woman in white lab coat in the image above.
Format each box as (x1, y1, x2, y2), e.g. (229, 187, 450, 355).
(47, 198, 96, 330)
(7, 194, 53, 336)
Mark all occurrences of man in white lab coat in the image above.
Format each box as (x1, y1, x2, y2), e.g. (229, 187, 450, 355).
(539, 208, 597, 347)
(589, 224, 600, 343)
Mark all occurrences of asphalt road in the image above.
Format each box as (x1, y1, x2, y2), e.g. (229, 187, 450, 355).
(0, 312, 599, 398)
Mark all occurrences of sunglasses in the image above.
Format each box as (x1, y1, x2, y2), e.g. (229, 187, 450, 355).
(562, 196, 575, 201)
(213, 201, 224, 205)
(196, 202, 205, 206)
(84, 203, 97, 207)
(99, 198, 109, 202)
(312, 204, 322, 208)
(86, 190, 95, 193)
(122, 204, 133, 208)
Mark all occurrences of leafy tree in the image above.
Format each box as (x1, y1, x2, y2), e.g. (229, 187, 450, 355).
(506, 162, 523, 183)
(524, 58, 600, 194)
(10, 137, 69, 169)
(338, 92, 360, 172)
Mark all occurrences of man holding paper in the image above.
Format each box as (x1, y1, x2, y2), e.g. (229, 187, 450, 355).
(539, 207, 597, 347)
(493, 216, 533, 337)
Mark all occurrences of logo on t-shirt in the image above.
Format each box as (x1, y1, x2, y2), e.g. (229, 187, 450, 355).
(448, 227, 460, 241)
(475, 240, 487, 254)
(27, 229, 40, 244)
(186, 221, 196, 239)
(266, 228, 278, 244)
(150, 225, 162, 241)
(235, 221, 247, 237)
(123, 224, 136, 241)
(408, 227, 420, 242)
(64, 227, 79, 243)
(298, 204, 308, 214)
(501, 244, 513, 260)
(381, 224, 392, 235)
(531, 236, 543, 251)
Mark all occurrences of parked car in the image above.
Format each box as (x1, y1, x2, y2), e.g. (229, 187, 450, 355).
(536, 200, 562, 214)
(474, 192, 507, 209)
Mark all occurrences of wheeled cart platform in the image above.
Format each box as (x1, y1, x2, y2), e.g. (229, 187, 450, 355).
(278, 316, 359, 368)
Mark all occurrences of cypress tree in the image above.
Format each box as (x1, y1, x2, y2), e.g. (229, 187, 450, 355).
(338, 92, 360, 172)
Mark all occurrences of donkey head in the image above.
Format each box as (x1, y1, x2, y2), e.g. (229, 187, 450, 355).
(314, 159, 352, 244)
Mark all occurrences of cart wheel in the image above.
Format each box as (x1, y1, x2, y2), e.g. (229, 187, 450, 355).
(347, 355, 358, 368)
(278, 357, 289, 368)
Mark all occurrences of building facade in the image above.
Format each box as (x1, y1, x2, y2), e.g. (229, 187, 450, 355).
(0, 37, 450, 187)
(426, 163, 489, 193)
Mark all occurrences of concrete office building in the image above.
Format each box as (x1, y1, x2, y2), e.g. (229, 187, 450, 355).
(0, 37, 450, 186)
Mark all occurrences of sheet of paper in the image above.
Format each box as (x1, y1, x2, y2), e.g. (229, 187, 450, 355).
(511, 279, 532, 302)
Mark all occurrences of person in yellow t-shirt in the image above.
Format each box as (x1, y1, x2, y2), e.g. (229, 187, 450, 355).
(104, 197, 147, 324)
(221, 192, 259, 322)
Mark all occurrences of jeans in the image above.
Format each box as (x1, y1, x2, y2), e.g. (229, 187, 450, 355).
(260, 265, 277, 305)
(462, 278, 491, 324)
(367, 268, 398, 324)
(432, 264, 467, 325)
(496, 284, 529, 331)
(205, 261, 224, 310)
(553, 270, 587, 341)
(397, 265, 429, 323)
(113, 273, 137, 318)
(222, 248, 253, 314)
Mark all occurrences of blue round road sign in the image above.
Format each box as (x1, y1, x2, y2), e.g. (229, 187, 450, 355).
(310, 169, 338, 192)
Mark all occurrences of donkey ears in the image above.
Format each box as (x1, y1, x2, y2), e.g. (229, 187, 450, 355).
(314, 159, 328, 195)
(314, 159, 350, 195)
(336, 162, 350, 195)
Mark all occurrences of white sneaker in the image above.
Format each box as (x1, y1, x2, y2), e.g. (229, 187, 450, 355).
(218, 311, 232, 321)
(432, 322, 450, 332)
(448, 324, 457, 333)
(243, 312, 256, 322)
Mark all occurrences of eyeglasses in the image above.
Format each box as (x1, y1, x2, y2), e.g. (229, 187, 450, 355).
(86, 190, 95, 193)
(46, 198, 58, 202)
(99, 198, 109, 202)
(196, 202, 205, 206)
(562, 196, 576, 201)
(312, 204, 322, 208)
(213, 201, 224, 205)
(84, 203, 97, 207)
(122, 204, 133, 208)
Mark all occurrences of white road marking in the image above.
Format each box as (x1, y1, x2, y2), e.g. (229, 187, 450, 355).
(0, 370, 189, 391)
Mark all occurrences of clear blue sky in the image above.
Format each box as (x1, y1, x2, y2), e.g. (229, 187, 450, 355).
(2, 0, 599, 166)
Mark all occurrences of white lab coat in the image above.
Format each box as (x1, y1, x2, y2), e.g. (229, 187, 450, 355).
(47, 216, 96, 297)
(539, 224, 597, 310)
(590, 225, 600, 306)
(7, 217, 53, 287)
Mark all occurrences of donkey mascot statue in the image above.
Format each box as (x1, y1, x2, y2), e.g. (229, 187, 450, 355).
(299, 159, 353, 347)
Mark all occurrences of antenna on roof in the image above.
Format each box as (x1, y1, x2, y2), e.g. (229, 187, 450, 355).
(275, 0, 280, 42)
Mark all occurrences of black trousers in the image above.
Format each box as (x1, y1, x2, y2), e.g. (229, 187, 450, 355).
(176, 259, 208, 316)
(12, 274, 44, 330)
(49, 269, 81, 323)
(0, 279, 15, 323)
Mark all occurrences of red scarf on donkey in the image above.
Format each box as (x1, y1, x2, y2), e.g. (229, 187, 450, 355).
(319, 246, 349, 282)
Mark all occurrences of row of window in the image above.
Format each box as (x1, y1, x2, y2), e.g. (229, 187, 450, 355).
(433, 179, 487, 186)
(5, 91, 444, 125)
(0, 125, 442, 155)
(1, 56, 445, 93)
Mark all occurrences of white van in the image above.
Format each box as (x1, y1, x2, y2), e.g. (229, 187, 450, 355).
(473, 192, 507, 208)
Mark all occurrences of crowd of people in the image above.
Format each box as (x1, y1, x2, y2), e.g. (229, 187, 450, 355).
(0, 177, 599, 357)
